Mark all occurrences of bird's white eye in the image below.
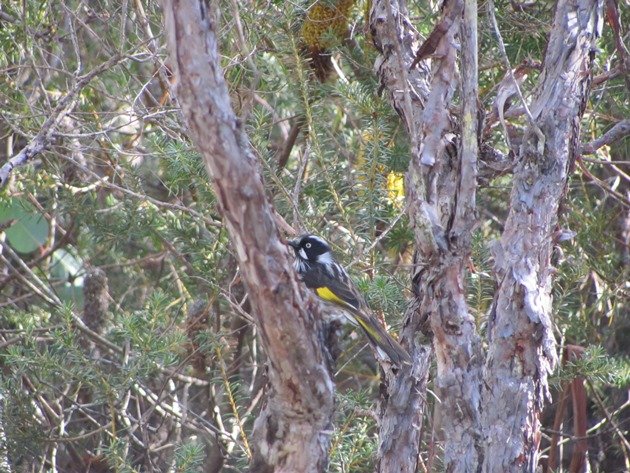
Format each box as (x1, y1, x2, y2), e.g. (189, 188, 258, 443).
(305, 243, 312, 249)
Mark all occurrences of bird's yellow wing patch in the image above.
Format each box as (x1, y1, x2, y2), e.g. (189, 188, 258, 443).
(315, 286, 347, 306)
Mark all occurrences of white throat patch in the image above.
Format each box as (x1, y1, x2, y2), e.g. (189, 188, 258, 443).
(293, 258, 308, 273)
(299, 248, 307, 260)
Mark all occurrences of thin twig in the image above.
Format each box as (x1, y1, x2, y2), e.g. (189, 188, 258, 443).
(0, 52, 129, 186)
(347, 203, 409, 269)
(576, 157, 630, 208)
(587, 380, 630, 457)
(58, 154, 223, 228)
(291, 142, 310, 231)
(487, 0, 545, 153)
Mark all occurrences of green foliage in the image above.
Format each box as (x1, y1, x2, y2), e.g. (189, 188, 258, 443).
(174, 439, 206, 472)
(0, 197, 49, 253)
(149, 137, 210, 197)
(101, 438, 138, 473)
(357, 274, 406, 318)
(50, 249, 85, 304)
(0, 0, 627, 471)
(467, 230, 496, 330)
(329, 389, 377, 472)
(553, 346, 630, 389)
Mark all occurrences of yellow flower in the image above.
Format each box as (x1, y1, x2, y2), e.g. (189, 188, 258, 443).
(386, 171, 405, 208)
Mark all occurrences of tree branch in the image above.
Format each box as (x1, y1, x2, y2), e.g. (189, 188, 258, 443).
(0, 53, 128, 187)
(454, 0, 479, 243)
(370, 0, 440, 257)
(605, 0, 630, 91)
(581, 119, 630, 155)
(369, 2, 437, 472)
(371, 1, 486, 472)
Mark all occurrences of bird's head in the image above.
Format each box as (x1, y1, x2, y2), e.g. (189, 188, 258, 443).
(288, 234, 332, 264)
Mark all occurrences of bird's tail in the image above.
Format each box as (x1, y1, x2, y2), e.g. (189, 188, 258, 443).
(350, 309, 411, 366)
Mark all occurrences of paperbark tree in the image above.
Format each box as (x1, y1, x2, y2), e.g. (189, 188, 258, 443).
(371, 1, 483, 470)
(163, 0, 604, 470)
(1, 0, 626, 471)
(161, 2, 334, 471)
(370, 0, 604, 471)
(481, 1, 604, 470)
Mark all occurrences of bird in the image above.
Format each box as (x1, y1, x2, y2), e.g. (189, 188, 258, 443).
(287, 234, 411, 366)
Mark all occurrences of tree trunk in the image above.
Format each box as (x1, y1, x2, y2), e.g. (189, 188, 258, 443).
(161, 2, 335, 471)
(371, 1, 484, 470)
(369, 2, 439, 470)
(481, 1, 603, 471)
(377, 307, 432, 473)
(372, 0, 603, 471)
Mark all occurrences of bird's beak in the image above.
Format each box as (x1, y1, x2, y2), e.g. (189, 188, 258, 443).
(287, 239, 300, 249)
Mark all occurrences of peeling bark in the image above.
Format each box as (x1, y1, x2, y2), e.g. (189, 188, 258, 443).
(161, 2, 334, 471)
(161, 0, 603, 470)
(370, 1, 484, 471)
(377, 303, 432, 473)
(482, 1, 603, 471)
(372, 0, 603, 471)
(369, 2, 437, 471)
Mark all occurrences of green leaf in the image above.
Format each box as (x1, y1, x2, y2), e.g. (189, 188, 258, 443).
(50, 249, 85, 305)
(0, 198, 49, 253)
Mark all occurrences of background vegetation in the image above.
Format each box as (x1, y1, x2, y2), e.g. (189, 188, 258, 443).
(0, 0, 628, 471)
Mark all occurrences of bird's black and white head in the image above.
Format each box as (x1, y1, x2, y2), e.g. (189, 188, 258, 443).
(288, 234, 333, 271)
